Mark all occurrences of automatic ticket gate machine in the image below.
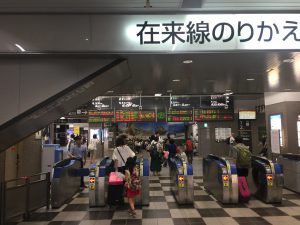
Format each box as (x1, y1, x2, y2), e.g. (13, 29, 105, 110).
(278, 153, 300, 193)
(89, 157, 150, 207)
(203, 154, 239, 203)
(89, 158, 112, 207)
(135, 157, 150, 206)
(249, 156, 283, 203)
(169, 157, 194, 204)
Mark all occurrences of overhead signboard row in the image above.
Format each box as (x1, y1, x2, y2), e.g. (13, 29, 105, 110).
(88, 108, 234, 123)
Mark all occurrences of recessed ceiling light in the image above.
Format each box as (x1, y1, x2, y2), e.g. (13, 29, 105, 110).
(225, 89, 232, 92)
(284, 88, 292, 91)
(172, 79, 181, 82)
(154, 93, 162, 97)
(14, 43, 26, 52)
(283, 58, 294, 63)
(183, 60, 193, 64)
(107, 90, 114, 93)
(60, 117, 66, 120)
(167, 90, 173, 93)
(85, 38, 89, 41)
(246, 78, 255, 81)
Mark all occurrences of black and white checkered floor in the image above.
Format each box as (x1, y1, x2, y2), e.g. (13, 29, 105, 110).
(9, 157, 300, 225)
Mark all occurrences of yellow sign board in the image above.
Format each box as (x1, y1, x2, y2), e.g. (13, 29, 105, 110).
(73, 126, 80, 135)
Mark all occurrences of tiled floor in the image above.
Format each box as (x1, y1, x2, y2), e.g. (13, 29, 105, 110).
(9, 155, 300, 225)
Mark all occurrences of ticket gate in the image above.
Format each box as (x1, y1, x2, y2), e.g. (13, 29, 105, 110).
(169, 157, 194, 204)
(278, 153, 300, 193)
(89, 157, 149, 207)
(248, 156, 283, 203)
(51, 158, 90, 208)
(135, 157, 150, 205)
(203, 154, 239, 203)
(89, 157, 112, 207)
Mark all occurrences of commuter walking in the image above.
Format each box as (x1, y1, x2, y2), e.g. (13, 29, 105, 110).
(167, 138, 177, 166)
(150, 136, 162, 176)
(68, 135, 87, 188)
(124, 157, 141, 218)
(112, 135, 135, 174)
(185, 138, 194, 164)
(88, 134, 100, 163)
(233, 136, 251, 177)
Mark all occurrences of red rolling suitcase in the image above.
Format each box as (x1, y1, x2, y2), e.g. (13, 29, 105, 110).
(238, 176, 250, 202)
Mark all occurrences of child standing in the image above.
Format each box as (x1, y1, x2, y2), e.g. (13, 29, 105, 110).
(125, 157, 142, 217)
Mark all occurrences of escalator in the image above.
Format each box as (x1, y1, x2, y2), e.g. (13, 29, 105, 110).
(0, 58, 131, 153)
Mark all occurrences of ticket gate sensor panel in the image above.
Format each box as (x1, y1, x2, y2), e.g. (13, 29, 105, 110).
(248, 156, 283, 203)
(169, 157, 194, 204)
(135, 158, 150, 206)
(203, 154, 238, 204)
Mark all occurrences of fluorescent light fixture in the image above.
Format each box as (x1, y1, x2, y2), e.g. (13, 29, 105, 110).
(246, 78, 255, 81)
(283, 58, 294, 63)
(172, 79, 181, 82)
(60, 117, 66, 119)
(14, 44, 26, 52)
(223, 92, 233, 96)
(266, 68, 274, 73)
(183, 60, 193, 64)
(154, 93, 162, 96)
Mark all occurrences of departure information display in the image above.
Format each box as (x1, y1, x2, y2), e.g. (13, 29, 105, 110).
(194, 109, 234, 121)
(167, 109, 193, 122)
(115, 110, 156, 122)
(88, 110, 115, 123)
(157, 110, 166, 122)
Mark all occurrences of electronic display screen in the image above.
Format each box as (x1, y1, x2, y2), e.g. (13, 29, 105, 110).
(167, 109, 193, 122)
(115, 110, 156, 122)
(194, 109, 234, 121)
(239, 110, 256, 120)
(88, 110, 115, 123)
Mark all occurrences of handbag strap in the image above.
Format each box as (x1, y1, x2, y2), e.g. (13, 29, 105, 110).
(116, 147, 126, 164)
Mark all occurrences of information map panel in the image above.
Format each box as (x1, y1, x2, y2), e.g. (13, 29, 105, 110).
(194, 109, 234, 121)
(88, 110, 115, 123)
(115, 110, 156, 122)
(167, 109, 193, 122)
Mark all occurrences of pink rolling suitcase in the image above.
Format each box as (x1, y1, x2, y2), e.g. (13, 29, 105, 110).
(108, 172, 124, 185)
(238, 176, 250, 202)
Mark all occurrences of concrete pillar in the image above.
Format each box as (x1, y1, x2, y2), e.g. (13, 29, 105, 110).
(0, 150, 5, 225)
(264, 92, 300, 155)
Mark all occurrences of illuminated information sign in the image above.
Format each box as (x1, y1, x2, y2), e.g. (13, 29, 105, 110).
(194, 109, 234, 121)
(115, 110, 156, 122)
(157, 110, 166, 122)
(88, 110, 115, 123)
(167, 109, 193, 122)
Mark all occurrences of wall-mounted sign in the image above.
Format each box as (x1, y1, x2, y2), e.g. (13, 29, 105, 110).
(128, 14, 300, 51)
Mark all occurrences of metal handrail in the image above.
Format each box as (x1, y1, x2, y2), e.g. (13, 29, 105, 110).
(1, 172, 50, 225)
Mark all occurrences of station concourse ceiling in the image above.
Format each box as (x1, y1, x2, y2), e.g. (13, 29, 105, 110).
(1, 0, 300, 98)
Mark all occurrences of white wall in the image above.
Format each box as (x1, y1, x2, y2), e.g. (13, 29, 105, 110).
(264, 92, 300, 106)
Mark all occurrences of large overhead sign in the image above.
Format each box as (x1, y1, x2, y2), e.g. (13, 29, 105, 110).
(124, 14, 300, 51)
